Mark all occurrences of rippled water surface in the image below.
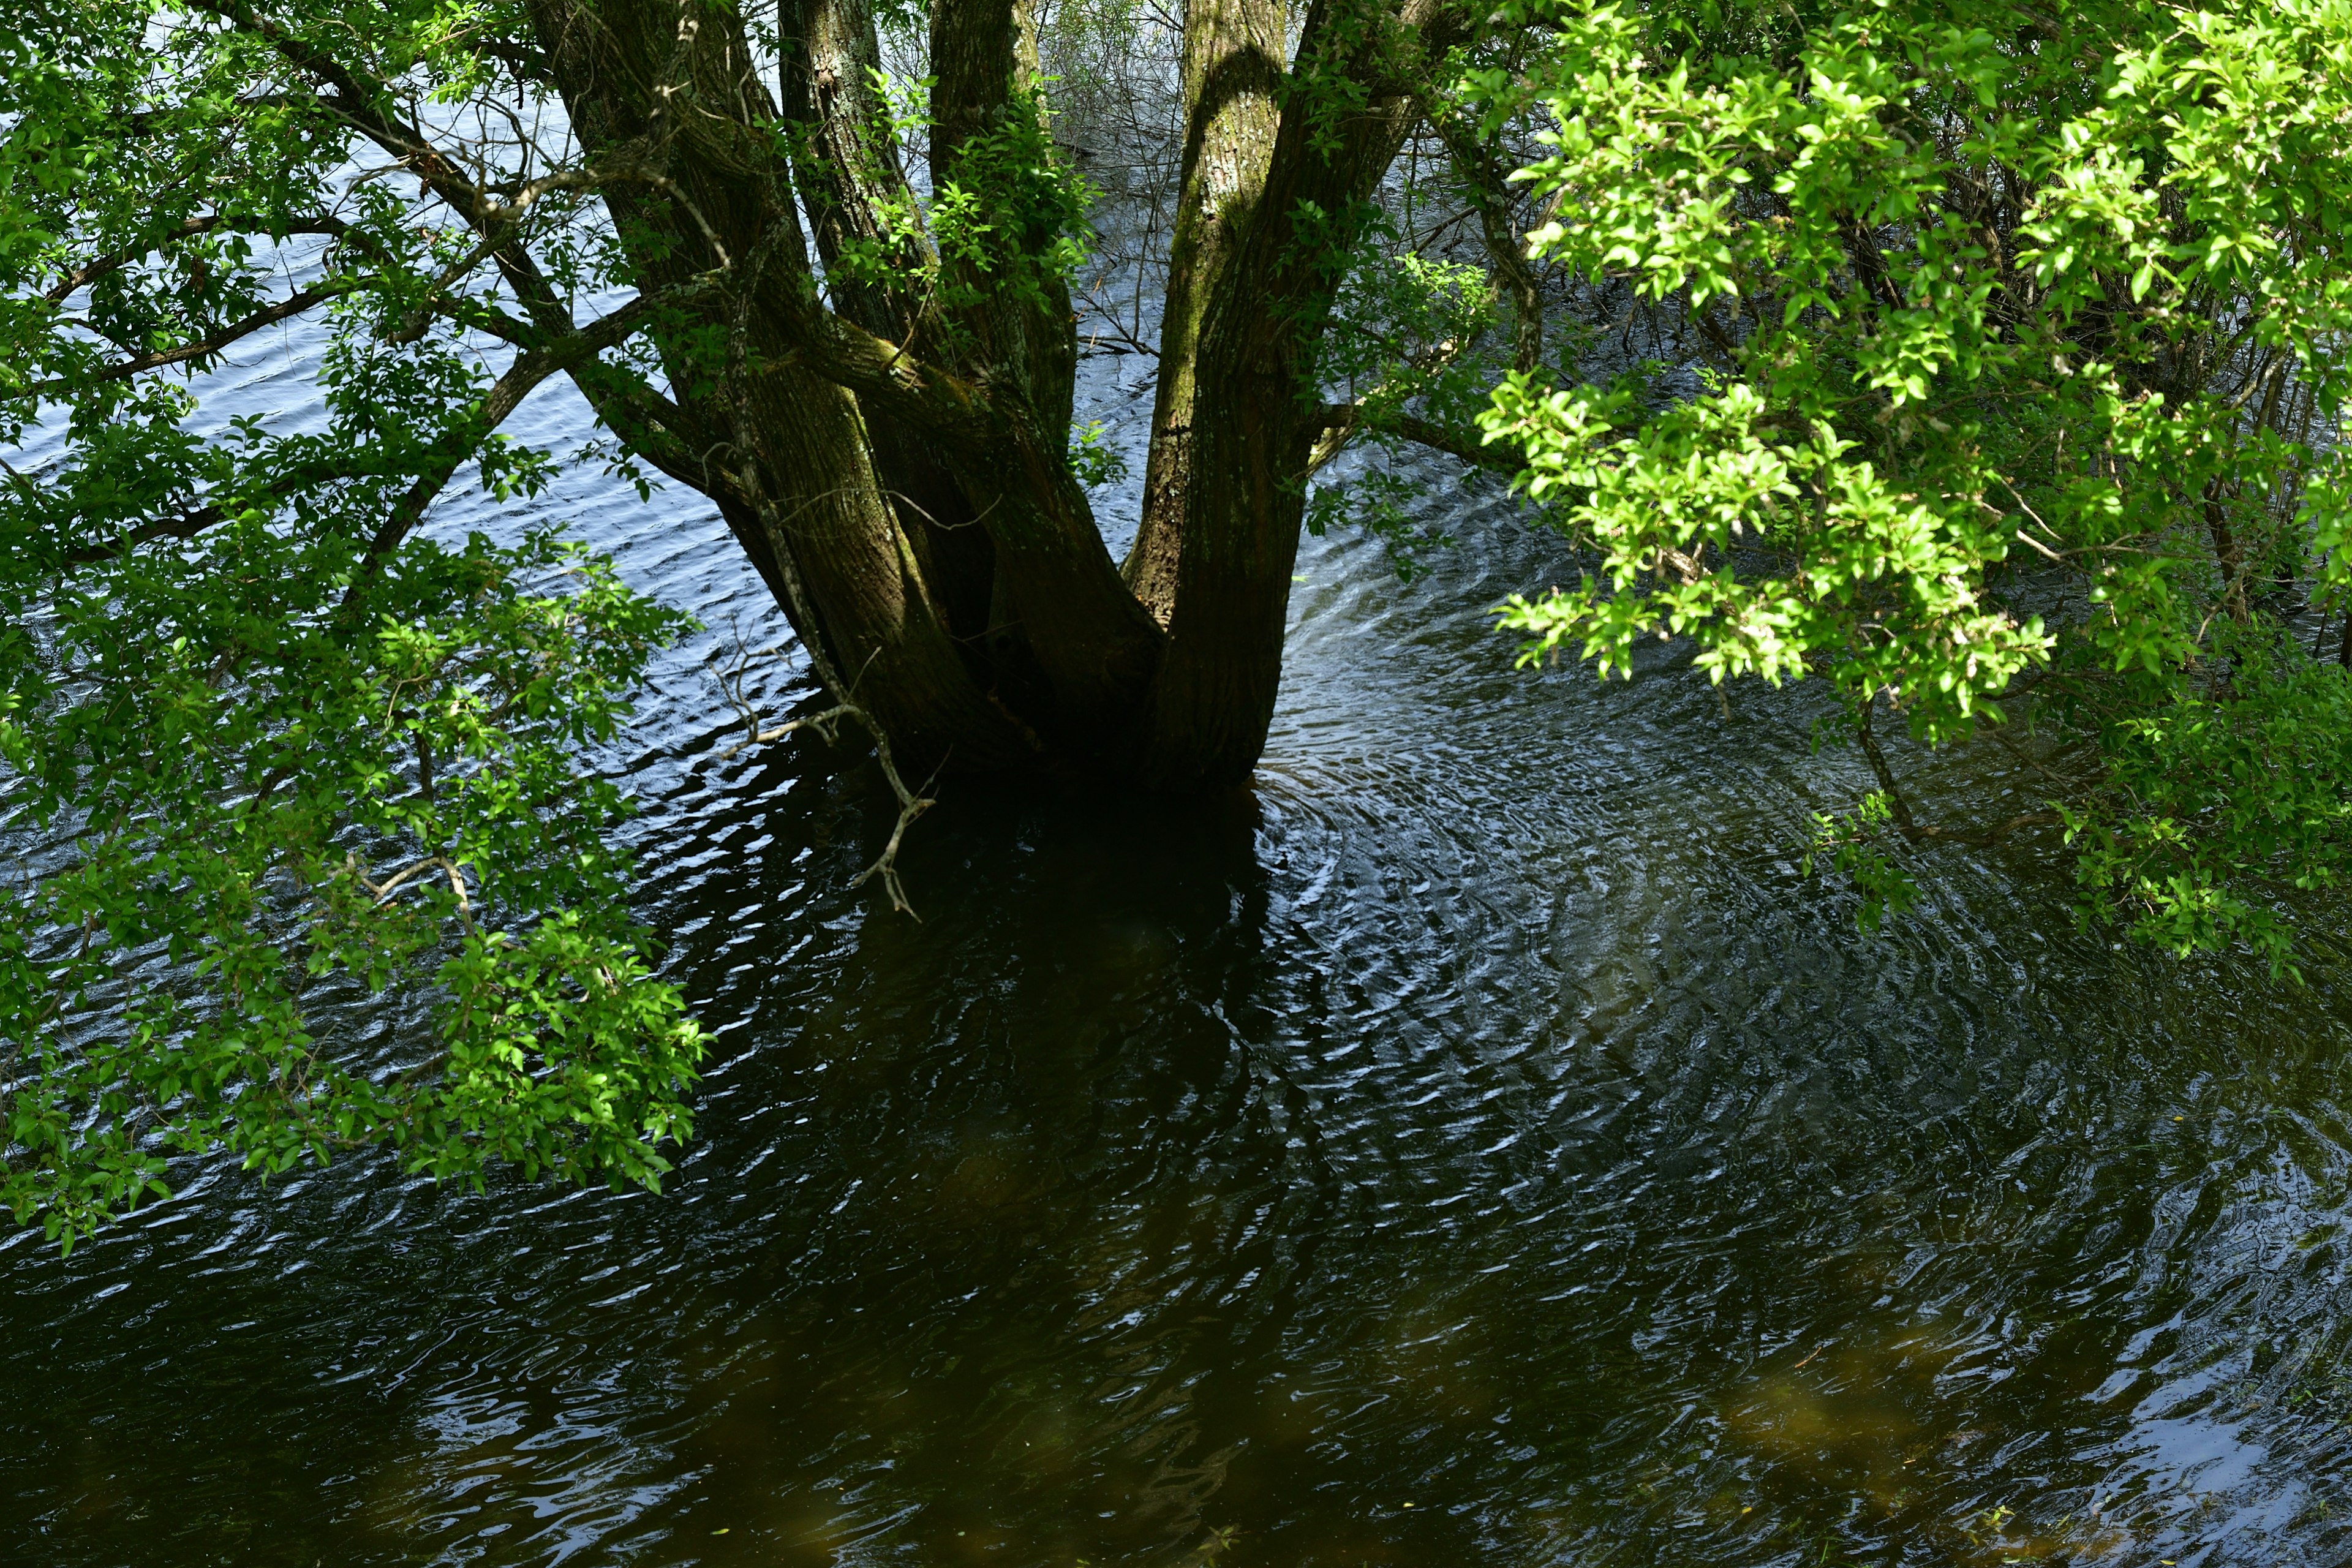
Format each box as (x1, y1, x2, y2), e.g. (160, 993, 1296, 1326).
(10, 318, 2352, 1568)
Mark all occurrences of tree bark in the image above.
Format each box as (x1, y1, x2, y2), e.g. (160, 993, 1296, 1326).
(1123, 0, 1287, 625)
(780, 0, 1000, 649)
(1139, 0, 1465, 788)
(515, 0, 1464, 791)
(528, 0, 1038, 772)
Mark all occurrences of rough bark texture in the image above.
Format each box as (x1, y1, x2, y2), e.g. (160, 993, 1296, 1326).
(780, 0, 999, 649)
(1123, 0, 1287, 625)
(528, 0, 1036, 773)
(1139, 0, 1467, 786)
(512, 0, 1466, 790)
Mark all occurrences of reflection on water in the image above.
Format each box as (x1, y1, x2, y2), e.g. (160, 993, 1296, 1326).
(7, 333, 2352, 1567)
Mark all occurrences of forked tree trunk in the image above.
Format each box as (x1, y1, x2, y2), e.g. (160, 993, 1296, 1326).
(525, 0, 1463, 790)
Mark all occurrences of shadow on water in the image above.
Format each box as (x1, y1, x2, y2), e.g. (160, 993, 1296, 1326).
(559, 782, 1304, 1566)
(12, 350, 2352, 1565)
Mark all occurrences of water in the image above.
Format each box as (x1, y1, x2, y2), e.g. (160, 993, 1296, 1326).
(9, 303, 2352, 1568)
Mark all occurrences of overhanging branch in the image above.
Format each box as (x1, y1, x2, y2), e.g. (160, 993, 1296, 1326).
(350, 273, 726, 579)
(22, 278, 369, 399)
(1312, 402, 1522, 475)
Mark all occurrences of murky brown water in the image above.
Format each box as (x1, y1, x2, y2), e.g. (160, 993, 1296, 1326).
(8, 311, 2352, 1567)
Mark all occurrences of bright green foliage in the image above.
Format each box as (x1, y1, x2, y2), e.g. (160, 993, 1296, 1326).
(832, 77, 1100, 323)
(938, 83, 1100, 293)
(1068, 418, 1130, 488)
(1, 0, 703, 1248)
(1474, 0, 2352, 965)
(1800, 790, 1919, 934)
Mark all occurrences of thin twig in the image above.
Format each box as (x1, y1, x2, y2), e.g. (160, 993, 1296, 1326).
(707, 217, 938, 916)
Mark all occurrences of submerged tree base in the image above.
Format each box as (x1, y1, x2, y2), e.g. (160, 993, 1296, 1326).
(10, 0, 2352, 1238)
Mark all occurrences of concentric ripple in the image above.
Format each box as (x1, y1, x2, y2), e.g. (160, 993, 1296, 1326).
(6, 318, 2352, 1568)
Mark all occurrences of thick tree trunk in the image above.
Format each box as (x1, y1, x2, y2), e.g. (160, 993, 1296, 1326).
(1123, 0, 1287, 625)
(1139, 0, 1466, 786)
(781, 0, 999, 648)
(522, 0, 1462, 792)
(529, 0, 1037, 773)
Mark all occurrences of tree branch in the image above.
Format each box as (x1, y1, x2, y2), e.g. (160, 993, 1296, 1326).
(723, 698, 937, 916)
(347, 274, 725, 584)
(1313, 402, 1521, 474)
(21, 279, 367, 399)
(1857, 699, 2060, 847)
(181, 0, 583, 341)
(61, 505, 227, 566)
(1429, 110, 1544, 374)
(769, 289, 999, 450)
(45, 216, 355, 303)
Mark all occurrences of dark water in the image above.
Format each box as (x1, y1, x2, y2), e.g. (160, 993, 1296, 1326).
(10, 317, 2352, 1568)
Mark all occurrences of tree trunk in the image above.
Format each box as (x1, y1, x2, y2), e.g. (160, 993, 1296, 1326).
(522, 0, 1465, 791)
(1139, 0, 1465, 786)
(530, 0, 1039, 774)
(1123, 0, 1287, 625)
(781, 0, 1000, 649)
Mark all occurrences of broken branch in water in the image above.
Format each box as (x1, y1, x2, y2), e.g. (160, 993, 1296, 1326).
(704, 631, 935, 919)
(728, 698, 936, 919)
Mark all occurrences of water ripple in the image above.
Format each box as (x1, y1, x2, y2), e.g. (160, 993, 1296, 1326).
(6, 336, 2352, 1567)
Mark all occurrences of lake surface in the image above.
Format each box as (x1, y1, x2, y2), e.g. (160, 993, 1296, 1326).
(8, 287, 2352, 1568)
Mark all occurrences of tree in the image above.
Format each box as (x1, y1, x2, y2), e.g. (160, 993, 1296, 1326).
(8, 0, 2352, 1245)
(0, 0, 1500, 1245)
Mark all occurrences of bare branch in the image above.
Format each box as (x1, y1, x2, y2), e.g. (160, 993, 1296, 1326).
(1855, 699, 2062, 848)
(719, 698, 937, 917)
